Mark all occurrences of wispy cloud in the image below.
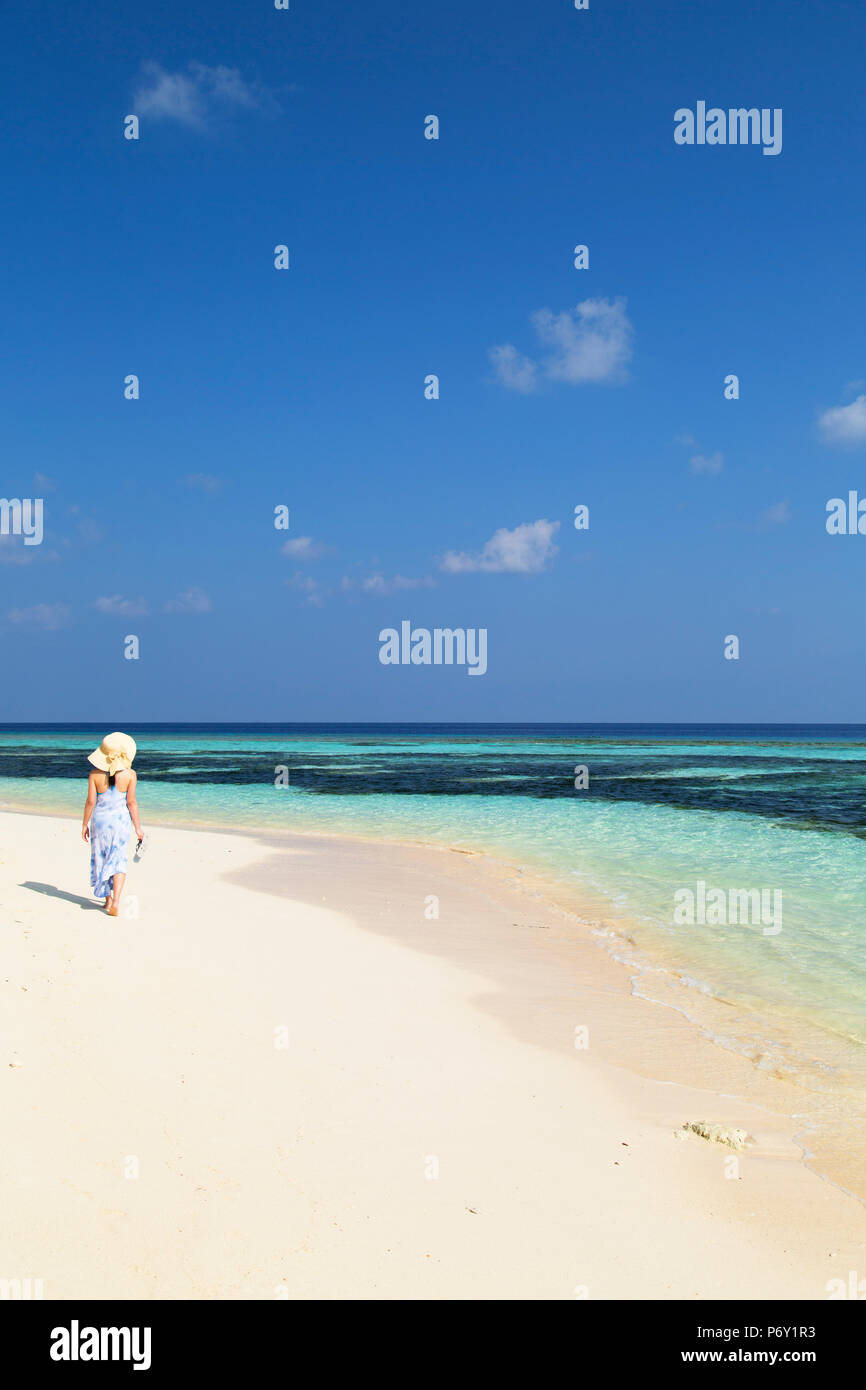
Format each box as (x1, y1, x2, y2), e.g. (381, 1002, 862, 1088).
(133, 62, 275, 130)
(759, 500, 791, 526)
(281, 536, 331, 561)
(818, 394, 866, 445)
(690, 451, 724, 475)
(184, 473, 223, 494)
(63, 506, 101, 546)
(286, 573, 324, 606)
(94, 595, 149, 616)
(341, 573, 436, 596)
(164, 586, 211, 614)
(439, 519, 560, 574)
(491, 298, 634, 392)
(0, 534, 34, 565)
(8, 603, 71, 630)
(488, 344, 538, 394)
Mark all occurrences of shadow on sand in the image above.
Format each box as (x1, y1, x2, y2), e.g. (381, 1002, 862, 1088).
(20, 881, 103, 911)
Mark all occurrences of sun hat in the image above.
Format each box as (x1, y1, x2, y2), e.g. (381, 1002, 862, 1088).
(88, 732, 137, 775)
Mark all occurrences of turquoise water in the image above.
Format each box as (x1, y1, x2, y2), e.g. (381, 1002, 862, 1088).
(3, 724, 866, 1155)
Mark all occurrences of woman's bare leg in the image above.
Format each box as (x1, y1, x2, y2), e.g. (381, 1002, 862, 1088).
(109, 872, 126, 915)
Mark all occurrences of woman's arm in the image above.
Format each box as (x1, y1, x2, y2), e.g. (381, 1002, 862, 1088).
(81, 774, 97, 841)
(125, 771, 143, 839)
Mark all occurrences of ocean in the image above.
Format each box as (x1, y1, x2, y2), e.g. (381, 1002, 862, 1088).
(2, 722, 865, 1189)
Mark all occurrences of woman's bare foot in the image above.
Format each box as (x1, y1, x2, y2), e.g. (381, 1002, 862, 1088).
(107, 902, 119, 917)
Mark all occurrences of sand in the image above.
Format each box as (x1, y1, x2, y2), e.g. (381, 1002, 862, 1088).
(1, 808, 864, 1300)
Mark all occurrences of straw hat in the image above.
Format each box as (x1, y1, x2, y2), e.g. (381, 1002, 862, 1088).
(88, 732, 137, 775)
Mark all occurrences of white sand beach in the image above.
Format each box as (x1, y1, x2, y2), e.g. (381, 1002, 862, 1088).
(1, 808, 864, 1300)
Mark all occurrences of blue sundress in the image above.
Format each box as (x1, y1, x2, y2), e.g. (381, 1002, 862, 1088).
(90, 784, 133, 898)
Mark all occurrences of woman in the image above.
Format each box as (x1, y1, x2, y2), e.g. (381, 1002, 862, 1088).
(81, 732, 143, 917)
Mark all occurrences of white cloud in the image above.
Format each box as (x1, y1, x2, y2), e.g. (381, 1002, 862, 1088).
(8, 603, 70, 630)
(533, 298, 634, 383)
(281, 536, 330, 561)
(439, 519, 560, 574)
(134, 62, 271, 130)
(94, 595, 149, 616)
(164, 586, 211, 614)
(818, 394, 866, 445)
(491, 298, 633, 392)
(690, 451, 724, 475)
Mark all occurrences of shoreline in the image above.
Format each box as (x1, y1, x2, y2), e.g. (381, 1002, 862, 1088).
(2, 793, 864, 1207)
(2, 807, 865, 1298)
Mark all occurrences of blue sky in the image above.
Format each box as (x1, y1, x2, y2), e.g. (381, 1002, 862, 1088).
(2, 0, 865, 721)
